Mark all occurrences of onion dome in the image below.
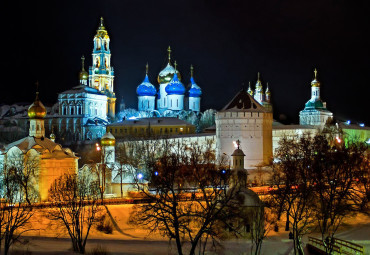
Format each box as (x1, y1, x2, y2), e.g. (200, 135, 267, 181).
(247, 81, 253, 96)
(231, 140, 246, 156)
(137, 63, 156, 96)
(188, 65, 202, 97)
(157, 46, 181, 84)
(101, 132, 115, 146)
(79, 56, 88, 84)
(50, 127, 56, 142)
(165, 62, 185, 95)
(28, 89, 46, 119)
(311, 68, 320, 87)
(95, 17, 109, 39)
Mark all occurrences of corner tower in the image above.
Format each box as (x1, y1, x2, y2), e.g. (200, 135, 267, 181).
(89, 17, 116, 120)
(216, 89, 273, 168)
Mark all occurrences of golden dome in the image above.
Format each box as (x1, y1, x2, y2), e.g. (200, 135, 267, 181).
(79, 70, 89, 81)
(101, 132, 116, 146)
(311, 68, 321, 87)
(157, 63, 181, 84)
(79, 56, 88, 82)
(28, 92, 46, 119)
(157, 46, 181, 84)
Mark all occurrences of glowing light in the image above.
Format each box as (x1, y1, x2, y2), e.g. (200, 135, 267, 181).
(221, 169, 226, 174)
(233, 141, 238, 148)
(359, 123, 365, 127)
(366, 138, 370, 144)
(137, 173, 143, 179)
(346, 120, 351, 125)
(336, 136, 341, 143)
(129, 116, 137, 120)
(154, 171, 158, 176)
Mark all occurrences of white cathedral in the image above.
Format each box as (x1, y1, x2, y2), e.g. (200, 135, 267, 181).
(136, 47, 202, 115)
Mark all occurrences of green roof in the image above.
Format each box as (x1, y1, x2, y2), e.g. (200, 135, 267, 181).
(304, 99, 325, 110)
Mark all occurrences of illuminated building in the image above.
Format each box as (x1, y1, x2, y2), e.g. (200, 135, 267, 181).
(0, 91, 78, 201)
(89, 17, 116, 120)
(299, 69, 333, 126)
(216, 89, 273, 168)
(54, 56, 108, 141)
(107, 117, 196, 138)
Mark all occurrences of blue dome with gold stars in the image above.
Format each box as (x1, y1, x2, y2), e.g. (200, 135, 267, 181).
(165, 73, 185, 95)
(137, 75, 156, 96)
(188, 77, 202, 97)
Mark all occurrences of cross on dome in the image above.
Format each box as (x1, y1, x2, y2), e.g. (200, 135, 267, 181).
(167, 46, 171, 63)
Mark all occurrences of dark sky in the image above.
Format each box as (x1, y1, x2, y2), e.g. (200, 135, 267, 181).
(3, 0, 370, 124)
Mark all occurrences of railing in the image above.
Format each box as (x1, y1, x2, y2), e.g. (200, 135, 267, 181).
(332, 238, 365, 255)
(308, 236, 341, 255)
(307, 236, 365, 255)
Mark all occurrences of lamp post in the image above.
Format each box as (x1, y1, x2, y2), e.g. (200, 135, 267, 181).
(96, 143, 105, 203)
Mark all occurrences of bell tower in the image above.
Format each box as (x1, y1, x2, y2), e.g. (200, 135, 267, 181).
(89, 17, 116, 120)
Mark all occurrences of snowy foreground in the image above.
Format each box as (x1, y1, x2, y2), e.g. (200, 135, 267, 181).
(2, 204, 370, 255)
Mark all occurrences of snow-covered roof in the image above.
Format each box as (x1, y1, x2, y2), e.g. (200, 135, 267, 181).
(5, 136, 77, 159)
(59, 85, 106, 96)
(221, 89, 269, 113)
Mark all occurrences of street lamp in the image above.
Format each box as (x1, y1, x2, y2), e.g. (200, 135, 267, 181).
(96, 142, 105, 202)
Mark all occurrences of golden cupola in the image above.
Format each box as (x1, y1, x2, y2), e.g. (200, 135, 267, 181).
(311, 68, 321, 87)
(101, 132, 116, 146)
(28, 91, 46, 119)
(95, 17, 109, 39)
(79, 55, 88, 84)
(157, 46, 181, 84)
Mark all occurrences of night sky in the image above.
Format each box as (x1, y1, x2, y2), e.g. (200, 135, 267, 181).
(3, 0, 370, 124)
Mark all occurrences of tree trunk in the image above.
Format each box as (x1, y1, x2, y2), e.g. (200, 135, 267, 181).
(120, 168, 123, 198)
(285, 211, 290, 231)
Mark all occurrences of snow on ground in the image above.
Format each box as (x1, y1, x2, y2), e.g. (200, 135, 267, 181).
(2, 204, 370, 255)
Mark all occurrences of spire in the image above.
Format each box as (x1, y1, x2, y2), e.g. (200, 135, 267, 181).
(236, 139, 240, 149)
(174, 60, 177, 71)
(247, 81, 253, 96)
(35, 81, 39, 101)
(99, 17, 105, 30)
(167, 46, 171, 63)
(266, 82, 270, 93)
(257, 72, 261, 81)
(81, 55, 86, 71)
(79, 56, 88, 85)
(146, 62, 149, 75)
(190, 64, 194, 78)
(314, 68, 317, 79)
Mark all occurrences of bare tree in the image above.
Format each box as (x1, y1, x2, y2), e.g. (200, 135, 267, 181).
(248, 206, 275, 255)
(310, 133, 368, 254)
(129, 139, 238, 255)
(47, 173, 101, 254)
(0, 160, 37, 255)
(271, 135, 316, 255)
